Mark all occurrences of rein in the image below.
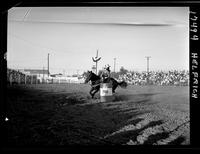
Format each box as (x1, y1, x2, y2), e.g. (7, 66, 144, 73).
(91, 83, 101, 88)
(91, 79, 101, 88)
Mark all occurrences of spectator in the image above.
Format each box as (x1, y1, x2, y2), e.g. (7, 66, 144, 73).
(117, 70, 189, 86)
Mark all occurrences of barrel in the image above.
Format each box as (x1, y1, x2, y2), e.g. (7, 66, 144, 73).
(100, 83, 114, 102)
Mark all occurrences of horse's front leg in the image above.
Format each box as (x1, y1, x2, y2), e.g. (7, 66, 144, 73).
(90, 88, 95, 98)
(112, 81, 118, 93)
(92, 87, 100, 99)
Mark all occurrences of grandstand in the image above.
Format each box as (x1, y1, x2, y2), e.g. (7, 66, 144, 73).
(118, 70, 189, 86)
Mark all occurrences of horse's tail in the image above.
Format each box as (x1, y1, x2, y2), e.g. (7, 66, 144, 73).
(118, 81, 128, 88)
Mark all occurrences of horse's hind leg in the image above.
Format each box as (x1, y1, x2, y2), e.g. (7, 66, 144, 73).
(112, 86, 117, 93)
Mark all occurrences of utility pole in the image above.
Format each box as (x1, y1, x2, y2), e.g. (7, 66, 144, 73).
(43, 66, 45, 83)
(92, 49, 101, 74)
(47, 53, 50, 77)
(114, 58, 116, 73)
(145, 56, 151, 85)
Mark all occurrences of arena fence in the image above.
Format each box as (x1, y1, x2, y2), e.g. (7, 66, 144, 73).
(7, 68, 85, 85)
(7, 68, 189, 86)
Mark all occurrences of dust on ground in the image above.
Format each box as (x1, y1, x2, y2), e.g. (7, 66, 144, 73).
(5, 84, 190, 145)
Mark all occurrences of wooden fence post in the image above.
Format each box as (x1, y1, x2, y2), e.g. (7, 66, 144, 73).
(10, 73, 12, 85)
(25, 75, 26, 84)
(18, 72, 20, 84)
(31, 75, 33, 84)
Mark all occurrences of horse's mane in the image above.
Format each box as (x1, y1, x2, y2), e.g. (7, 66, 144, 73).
(91, 72, 101, 80)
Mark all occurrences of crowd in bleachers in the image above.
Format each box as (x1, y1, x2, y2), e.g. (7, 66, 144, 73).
(118, 70, 189, 86)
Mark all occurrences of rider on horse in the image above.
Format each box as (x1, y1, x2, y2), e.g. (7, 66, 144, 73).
(100, 64, 111, 83)
(85, 67, 127, 98)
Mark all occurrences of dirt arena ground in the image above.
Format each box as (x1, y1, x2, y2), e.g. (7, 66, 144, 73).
(5, 83, 190, 146)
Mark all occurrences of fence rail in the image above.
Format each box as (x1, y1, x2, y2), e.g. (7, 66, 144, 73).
(7, 69, 40, 84)
(7, 68, 85, 85)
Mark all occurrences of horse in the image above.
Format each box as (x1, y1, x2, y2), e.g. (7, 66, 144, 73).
(84, 71, 127, 98)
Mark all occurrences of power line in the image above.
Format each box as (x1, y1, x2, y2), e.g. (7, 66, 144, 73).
(8, 33, 52, 52)
(8, 33, 81, 56)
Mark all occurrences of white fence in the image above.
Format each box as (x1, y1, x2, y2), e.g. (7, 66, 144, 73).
(7, 68, 85, 85)
(49, 76, 85, 84)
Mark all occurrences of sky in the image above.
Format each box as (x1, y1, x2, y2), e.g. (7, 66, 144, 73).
(7, 7, 189, 75)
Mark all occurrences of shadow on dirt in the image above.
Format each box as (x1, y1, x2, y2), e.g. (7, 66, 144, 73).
(46, 95, 154, 145)
(143, 132, 170, 144)
(7, 86, 184, 145)
(167, 136, 186, 145)
(6, 86, 156, 145)
(104, 120, 164, 144)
